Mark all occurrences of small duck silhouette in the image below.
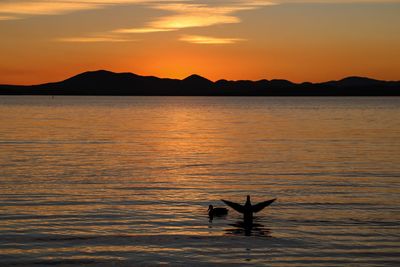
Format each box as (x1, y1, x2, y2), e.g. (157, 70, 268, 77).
(208, 205, 228, 217)
(221, 195, 276, 224)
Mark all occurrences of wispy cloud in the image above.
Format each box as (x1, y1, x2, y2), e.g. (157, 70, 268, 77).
(114, 27, 175, 33)
(0, 0, 185, 20)
(114, 1, 276, 33)
(0, 15, 17, 20)
(0, 0, 395, 21)
(2, 0, 277, 45)
(0, 1, 95, 16)
(57, 34, 135, 43)
(180, 35, 245, 44)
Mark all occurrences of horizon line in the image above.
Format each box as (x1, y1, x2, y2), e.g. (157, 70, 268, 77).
(1, 69, 399, 87)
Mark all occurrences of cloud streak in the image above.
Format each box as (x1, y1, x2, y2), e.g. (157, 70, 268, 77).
(0, 0, 395, 21)
(115, 1, 276, 33)
(0, 15, 17, 20)
(180, 35, 245, 44)
(0, 0, 186, 20)
(57, 37, 129, 43)
(56, 34, 135, 43)
(114, 27, 175, 33)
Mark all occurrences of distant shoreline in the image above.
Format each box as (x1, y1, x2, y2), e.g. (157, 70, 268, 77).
(1, 70, 399, 96)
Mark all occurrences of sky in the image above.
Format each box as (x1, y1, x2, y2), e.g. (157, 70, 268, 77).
(0, 0, 399, 85)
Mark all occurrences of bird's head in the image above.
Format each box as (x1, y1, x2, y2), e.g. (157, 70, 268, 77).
(245, 195, 251, 205)
(208, 205, 213, 211)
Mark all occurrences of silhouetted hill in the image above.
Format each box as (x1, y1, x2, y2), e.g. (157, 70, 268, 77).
(182, 74, 214, 94)
(0, 70, 399, 96)
(183, 74, 212, 84)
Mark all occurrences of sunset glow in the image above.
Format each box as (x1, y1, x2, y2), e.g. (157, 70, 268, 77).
(0, 0, 399, 84)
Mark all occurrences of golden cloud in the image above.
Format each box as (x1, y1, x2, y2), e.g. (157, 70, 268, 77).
(114, 27, 175, 33)
(57, 34, 135, 42)
(0, 0, 187, 19)
(180, 35, 245, 44)
(114, 1, 276, 34)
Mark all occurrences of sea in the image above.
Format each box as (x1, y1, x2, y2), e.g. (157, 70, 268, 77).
(0, 96, 399, 266)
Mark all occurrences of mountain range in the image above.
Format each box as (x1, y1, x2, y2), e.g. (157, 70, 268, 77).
(0, 70, 399, 96)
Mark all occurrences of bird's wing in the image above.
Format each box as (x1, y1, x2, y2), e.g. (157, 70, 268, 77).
(221, 199, 245, 214)
(251, 198, 277, 213)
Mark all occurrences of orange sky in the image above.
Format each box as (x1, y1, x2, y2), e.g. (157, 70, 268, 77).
(0, 0, 399, 85)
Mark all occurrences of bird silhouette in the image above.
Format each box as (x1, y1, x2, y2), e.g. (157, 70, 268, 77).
(221, 195, 276, 224)
(208, 205, 228, 216)
(208, 205, 228, 222)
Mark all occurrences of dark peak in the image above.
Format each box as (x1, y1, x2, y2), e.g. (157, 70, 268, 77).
(270, 79, 292, 83)
(269, 79, 294, 86)
(77, 69, 115, 77)
(183, 74, 212, 83)
(323, 76, 390, 88)
(64, 70, 115, 81)
(88, 69, 115, 75)
(300, 81, 314, 86)
(77, 69, 140, 78)
(339, 76, 380, 83)
(63, 70, 141, 83)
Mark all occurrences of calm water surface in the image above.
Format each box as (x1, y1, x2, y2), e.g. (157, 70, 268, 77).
(0, 96, 399, 266)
